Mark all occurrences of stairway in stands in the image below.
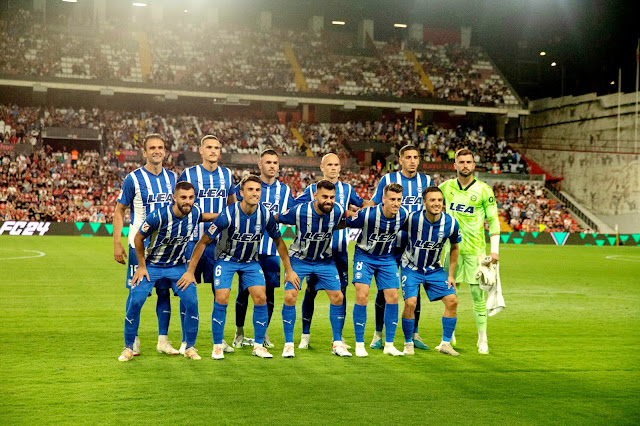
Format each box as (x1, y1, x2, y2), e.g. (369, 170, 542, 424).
(136, 32, 153, 82)
(403, 50, 434, 94)
(283, 42, 309, 92)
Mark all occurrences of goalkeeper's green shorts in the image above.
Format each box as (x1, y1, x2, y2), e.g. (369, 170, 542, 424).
(454, 254, 480, 284)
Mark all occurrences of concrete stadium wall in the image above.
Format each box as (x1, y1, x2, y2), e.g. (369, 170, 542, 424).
(520, 92, 640, 221)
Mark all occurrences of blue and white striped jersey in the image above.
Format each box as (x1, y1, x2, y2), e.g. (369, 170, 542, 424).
(117, 167, 177, 248)
(235, 179, 295, 256)
(400, 211, 461, 272)
(278, 202, 345, 261)
(206, 203, 281, 263)
(138, 204, 202, 267)
(296, 181, 363, 252)
(347, 204, 409, 256)
(178, 165, 236, 241)
(372, 171, 432, 212)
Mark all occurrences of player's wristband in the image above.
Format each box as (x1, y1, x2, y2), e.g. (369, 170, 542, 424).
(490, 234, 500, 254)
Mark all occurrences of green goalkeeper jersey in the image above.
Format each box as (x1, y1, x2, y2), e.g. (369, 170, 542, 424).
(439, 178, 500, 255)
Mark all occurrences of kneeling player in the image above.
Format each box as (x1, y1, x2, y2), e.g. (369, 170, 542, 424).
(118, 182, 215, 361)
(346, 183, 408, 357)
(179, 175, 299, 359)
(400, 186, 461, 356)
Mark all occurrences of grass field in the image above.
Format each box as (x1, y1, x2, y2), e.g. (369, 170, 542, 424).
(1, 236, 639, 425)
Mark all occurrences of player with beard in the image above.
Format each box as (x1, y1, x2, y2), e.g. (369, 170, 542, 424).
(439, 149, 500, 354)
(118, 182, 219, 361)
(276, 180, 356, 358)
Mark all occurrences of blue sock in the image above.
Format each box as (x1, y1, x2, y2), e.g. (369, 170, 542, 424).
(442, 316, 457, 342)
(211, 301, 227, 345)
(180, 299, 186, 343)
(282, 304, 296, 343)
(374, 290, 385, 332)
(301, 286, 317, 334)
(402, 318, 414, 344)
(124, 289, 147, 346)
(384, 303, 399, 343)
(253, 304, 268, 345)
(180, 286, 199, 348)
(329, 303, 344, 342)
(156, 288, 171, 335)
(353, 303, 367, 343)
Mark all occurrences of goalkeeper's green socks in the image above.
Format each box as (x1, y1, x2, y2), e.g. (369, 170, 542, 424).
(470, 284, 487, 333)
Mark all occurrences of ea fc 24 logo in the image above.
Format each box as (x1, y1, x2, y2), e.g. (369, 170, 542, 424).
(0, 221, 51, 236)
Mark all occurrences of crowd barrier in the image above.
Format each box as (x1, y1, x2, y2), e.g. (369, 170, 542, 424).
(1, 221, 638, 247)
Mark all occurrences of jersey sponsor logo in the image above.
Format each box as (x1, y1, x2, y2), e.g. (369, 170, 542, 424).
(230, 233, 262, 242)
(0, 221, 50, 236)
(197, 188, 227, 199)
(140, 222, 150, 233)
(449, 202, 475, 214)
(368, 233, 397, 242)
(160, 235, 192, 245)
(413, 240, 444, 249)
(302, 231, 332, 241)
(262, 202, 280, 214)
(146, 193, 172, 204)
(402, 196, 422, 205)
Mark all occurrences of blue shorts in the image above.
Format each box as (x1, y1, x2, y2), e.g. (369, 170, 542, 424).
(126, 247, 171, 291)
(185, 241, 216, 284)
(213, 258, 265, 292)
(352, 252, 399, 290)
(133, 264, 196, 294)
(285, 258, 340, 292)
(400, 266, 454, 302)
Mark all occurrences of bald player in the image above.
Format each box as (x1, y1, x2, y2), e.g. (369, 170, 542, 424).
(295, 153, 374, 349)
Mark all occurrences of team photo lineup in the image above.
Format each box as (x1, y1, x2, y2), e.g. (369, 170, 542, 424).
(114, 133, 502, 361)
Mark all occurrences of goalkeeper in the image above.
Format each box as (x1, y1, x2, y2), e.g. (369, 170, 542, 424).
(439, 149, 500, 354)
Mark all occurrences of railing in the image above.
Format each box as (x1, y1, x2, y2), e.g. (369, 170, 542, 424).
(545, 183, 599, 231)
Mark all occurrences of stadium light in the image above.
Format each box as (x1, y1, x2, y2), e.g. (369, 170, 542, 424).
(539, 51, 546, 56)
(62, 0, 78, 3)
(551, 62, 557, 67)
(394, 23, 408, 28)
(184, 9, 188, 13)
(610, 81, 615, 85)
(132, 2, 147, 6)
(331, 21, 346, 25)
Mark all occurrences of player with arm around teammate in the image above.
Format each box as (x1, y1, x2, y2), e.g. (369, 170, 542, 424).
(346, 183, 408, 357)
(369, 145, 432, 350)
(400, 186, 461, 356)
(439, 148, 500, 354)
(296, 153, 373, 350)
(178, 175, 300, 359)
(276, 180, 356, 358)
(232, 149, 296, 349)
(118, 181, 218, 361)
(113, 133, 179, 357)
(178, 134, 237, 354)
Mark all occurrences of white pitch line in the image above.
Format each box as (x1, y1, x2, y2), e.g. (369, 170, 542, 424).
(0, 249, 46, 260)
(605, 254, 640, 262)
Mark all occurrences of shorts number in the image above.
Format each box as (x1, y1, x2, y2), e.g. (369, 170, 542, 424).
(355, 262, 363, 271)
(129, 264, 138, 275)
(215, 265, 222, 277)
(401, 275, 407, 285)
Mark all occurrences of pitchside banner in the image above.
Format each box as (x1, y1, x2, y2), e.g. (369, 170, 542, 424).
(1, 221, 639, 246)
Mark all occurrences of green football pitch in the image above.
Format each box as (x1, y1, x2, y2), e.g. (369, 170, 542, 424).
(1, 236, 638, 425)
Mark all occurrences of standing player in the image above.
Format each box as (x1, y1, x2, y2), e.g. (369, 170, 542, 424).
(232, 149, 295, 349)
(296, 153, 372, 349)
(178, 134, 236, 354)
(400, 186, 461, 356)
(439, 149, 500, 354)
(118, 182, 214, 361)
(346, 183, 407, 357)
(113, 133, 179, 356)
(370, 145, 432, 350)
(276, 180, 355, 358)
(178, 175, 299, 359)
